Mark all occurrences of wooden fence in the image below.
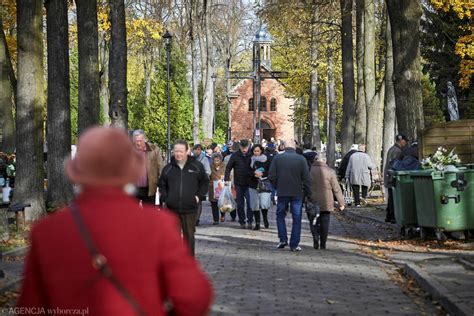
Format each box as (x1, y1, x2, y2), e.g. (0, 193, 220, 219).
(419, 119, 474, 163)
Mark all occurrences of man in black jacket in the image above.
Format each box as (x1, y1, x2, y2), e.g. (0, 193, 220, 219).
(269, 139, 312, 252)
(224, 139, 253, 228)
(158, 140, 209, 256)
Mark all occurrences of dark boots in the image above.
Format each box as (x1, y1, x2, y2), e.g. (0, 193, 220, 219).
(261, 209, 269, 228)
(253, 211, 260, 230)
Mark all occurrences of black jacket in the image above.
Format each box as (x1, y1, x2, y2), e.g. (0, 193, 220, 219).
(268, 148, 311, 198)
(338, 149, 357, 178)
(248, 155, 272, 190)
(224, 150, 253, 186)
(158, 156, 209, 213)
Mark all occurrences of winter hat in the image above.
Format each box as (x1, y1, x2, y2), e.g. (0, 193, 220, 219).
(66, 127, 144, 186)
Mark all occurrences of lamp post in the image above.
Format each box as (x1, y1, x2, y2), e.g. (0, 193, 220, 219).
(211, 73, 217, 134)
(163, 30, 172, 162)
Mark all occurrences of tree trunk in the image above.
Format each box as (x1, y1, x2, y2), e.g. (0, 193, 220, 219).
(98, 28, 110, 126)
(327, 48, 337, 169)
(45, 0, 74, 209)
(187, 0, 200, 144)
(363, 0, 376, 121)
(76, 0, 100, 134)
(0, 18, 15, 153)
(144, 53, 153, 108)
(340, 0, 355, 155)
(383, 15, 396, 170)
(15, 0, 46, 220)
(109, 0, 128, 129)
(0, 17, 16, 104)
(366, 82, 385, 170)
(364, 0, 384, 169)
(201, 0, 214, 139)
(310, 1, 321, 151)
(354, 0, 366, 144)
(387, 0, 424, 141)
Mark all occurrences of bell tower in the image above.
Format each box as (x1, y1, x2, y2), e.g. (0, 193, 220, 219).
(253, 25, 273, 69)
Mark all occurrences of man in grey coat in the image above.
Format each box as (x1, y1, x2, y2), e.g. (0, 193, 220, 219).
(345, 144, 376, 207)
(269, 139, 312, 252)
(383, 134, 408, 223)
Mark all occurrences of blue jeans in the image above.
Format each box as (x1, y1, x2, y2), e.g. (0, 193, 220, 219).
(276, 196, 303, 249)
(235, 185, 253, 224)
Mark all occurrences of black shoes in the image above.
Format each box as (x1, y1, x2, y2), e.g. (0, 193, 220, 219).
(313, 239, 319, 250)
(263, 218, 269, 229)
(276, 242, 288, 249)
(253, 224, 260, 231)
(240, 223, 246, 229)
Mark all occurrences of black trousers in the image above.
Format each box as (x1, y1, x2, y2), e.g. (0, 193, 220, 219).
(386, 188, 395, 221)
(135, 187, 155, 205)
(307, 211, 331, 248)
(178, 212, 197, 257)
(351, 185, 368, 205)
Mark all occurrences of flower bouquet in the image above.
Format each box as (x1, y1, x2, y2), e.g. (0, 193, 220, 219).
(421, 147, 461, 171)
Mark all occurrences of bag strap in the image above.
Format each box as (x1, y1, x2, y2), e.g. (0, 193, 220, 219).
(69, 203, 146, 316)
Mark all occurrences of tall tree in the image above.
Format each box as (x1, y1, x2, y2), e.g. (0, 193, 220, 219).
(109, 0, 128, 129)
(387, 0, 424, 141)
(15, 0, 46, 220)
(186, 0, 200, 144)
(200, 0, 215, 139)
(339, 0, 355, 155)
(383, 15, 396, 170)
(98, 0, 110, 126)
(364, 0, 385, 169)
(326, 48, 336, 169)
(45, 0, 74, 208)
(354, 0, 366, 144)
(76, 0, 100, 134)
(310, 0, 321, 151)
(0, 17, 15, 153)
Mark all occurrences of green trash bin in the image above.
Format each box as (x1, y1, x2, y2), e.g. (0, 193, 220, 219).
(411, 169, 474, 232)
(391, 171, 418, 228)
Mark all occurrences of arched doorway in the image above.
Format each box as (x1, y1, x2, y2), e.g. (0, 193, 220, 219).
(256, 120, 276, 142)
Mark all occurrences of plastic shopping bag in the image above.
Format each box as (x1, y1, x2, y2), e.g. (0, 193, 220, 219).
(213, 180, 225, 199)
(218, 184, 237, 213)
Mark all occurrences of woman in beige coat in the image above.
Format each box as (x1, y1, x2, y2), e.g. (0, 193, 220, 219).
(309, 154, 345, 249)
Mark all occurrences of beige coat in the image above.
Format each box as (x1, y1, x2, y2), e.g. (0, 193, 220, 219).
(310, 161, 345, 212)
(145, 143, 164, 196)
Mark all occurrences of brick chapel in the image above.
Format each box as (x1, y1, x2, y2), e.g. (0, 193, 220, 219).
(228, 26, 295, 143)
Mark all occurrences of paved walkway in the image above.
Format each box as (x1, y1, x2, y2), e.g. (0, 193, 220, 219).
(330, 205, 474, 316)
(1, 202, 454, 314)
(195, 202, 440, 315)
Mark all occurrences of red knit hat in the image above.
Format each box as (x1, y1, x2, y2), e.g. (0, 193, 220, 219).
(66, 127, 143, 186)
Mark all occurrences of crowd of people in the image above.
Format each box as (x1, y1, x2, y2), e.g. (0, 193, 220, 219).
(17, 126, 420, 314)
(151, 133, 346, 253)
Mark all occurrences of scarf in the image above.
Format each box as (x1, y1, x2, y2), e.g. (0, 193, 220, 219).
(250, 154, 267, 168)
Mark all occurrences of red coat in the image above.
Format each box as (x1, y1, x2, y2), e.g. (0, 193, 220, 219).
(17, 187, 213, 315)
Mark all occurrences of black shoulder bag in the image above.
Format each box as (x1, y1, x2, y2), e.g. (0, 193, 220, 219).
(69, 204, 146, 316)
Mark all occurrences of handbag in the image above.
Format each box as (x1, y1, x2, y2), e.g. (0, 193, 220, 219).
(69, 204, 146, 316)
(257, 177, 272, 193)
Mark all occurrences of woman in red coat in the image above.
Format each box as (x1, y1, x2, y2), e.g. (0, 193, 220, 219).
(17, 127, 213, 315)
